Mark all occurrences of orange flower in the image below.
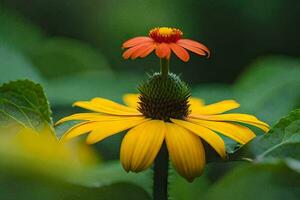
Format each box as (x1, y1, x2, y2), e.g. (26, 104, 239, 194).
(122, 27, 210, 62)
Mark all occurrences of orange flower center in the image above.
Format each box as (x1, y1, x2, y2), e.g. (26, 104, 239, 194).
(149, 27, 183, 43)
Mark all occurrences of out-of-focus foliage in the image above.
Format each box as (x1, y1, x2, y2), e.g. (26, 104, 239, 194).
(46, 72, 143, 106)
(0, 7, 44, 51)
(193, 56, 300, 125)
(234, 57, 300, 124)
(28, 37, 111, 79)
(203, 160, 300, 200)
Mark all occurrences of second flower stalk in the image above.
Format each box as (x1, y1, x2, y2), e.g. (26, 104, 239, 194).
(160, 58, 170, 80)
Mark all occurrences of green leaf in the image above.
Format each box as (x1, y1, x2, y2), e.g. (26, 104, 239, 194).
(231, 109, 300, 161)
(0, 80, 52, 131)
(234, 56, 300, 124)
(0, 47, 44, 84)
(0, 168, 150, 200)
(169, 161, 246, 200)
(169, 170, 210, 200)
(28, 37, 111, 79)
(203, 160, 300, 200)
(81, 161, 152, 194)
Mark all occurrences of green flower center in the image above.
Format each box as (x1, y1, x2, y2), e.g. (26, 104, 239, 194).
(138, 73, 191, 122)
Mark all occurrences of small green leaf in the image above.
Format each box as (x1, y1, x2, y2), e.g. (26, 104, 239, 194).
(203, 160, 300, 200)
(0, 80, 52, 131)
(231, 109, 300, 161)
(29, 37, 111, 79)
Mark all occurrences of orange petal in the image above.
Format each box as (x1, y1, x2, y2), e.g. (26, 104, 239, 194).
(122, 43, 152, 59)
(177, 43, 207, 56)
(140, 45, 155, 58)
(122, 37, 153, 48)
(177, 39, 210, 57)
(131, 43, 155, 59)
(155, 43, 171, 58)
(169, 43, 190, 62)
(122, 46, 140, 59)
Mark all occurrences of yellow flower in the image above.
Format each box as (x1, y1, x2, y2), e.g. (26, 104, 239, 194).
(56, 94, 269, 182)
(0, 125, 98, 179)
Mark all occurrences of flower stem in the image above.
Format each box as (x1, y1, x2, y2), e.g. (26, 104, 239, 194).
(154, 59, 170, 199)
(153, 143, 169, 200)
(160, 58, 170, 79)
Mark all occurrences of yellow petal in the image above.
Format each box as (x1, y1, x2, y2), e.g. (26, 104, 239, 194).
(61, 121, 95, 141)
(61, 116, 147, 142)
(56, 113, 132, 125)
(91, 97, 140, 113)
(123, 94, 140, 108)
(165, 123, 205, 182)
(120, 120, 165, 172)
(86, 117, 149, 144)
(171, 119, 226, 159)
(191, 100, 240, 115)
(190, 113, 270, 132)
(55, 113, 140, 125)
(74, 97, 141, 116)
(189, 97, 205, 109)
(188, 118, 256, 144)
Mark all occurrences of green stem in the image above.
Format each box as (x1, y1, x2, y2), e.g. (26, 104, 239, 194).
(160, 58, 170, 79)
(154, 58, 170, 200)
(153, 143, 169, 200)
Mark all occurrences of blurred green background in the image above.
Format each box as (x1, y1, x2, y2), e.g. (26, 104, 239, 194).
(1, 0, 300, 83)
(0, 0, 300, 200)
